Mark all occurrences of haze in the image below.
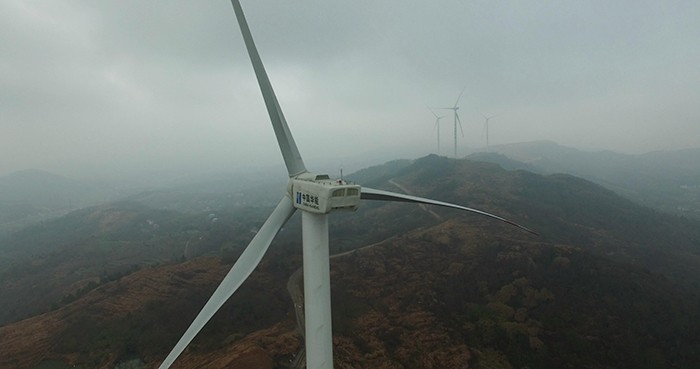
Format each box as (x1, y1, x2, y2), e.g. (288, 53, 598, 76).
(2, 0, 699, 182)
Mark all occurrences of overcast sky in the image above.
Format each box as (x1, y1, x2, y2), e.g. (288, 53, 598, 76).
(2, 0, 699, 180)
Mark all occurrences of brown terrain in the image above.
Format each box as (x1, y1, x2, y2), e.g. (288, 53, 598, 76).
(2, 157, 700, 368)
(4, 214, 698, 369)
(0, 217, 533, 369)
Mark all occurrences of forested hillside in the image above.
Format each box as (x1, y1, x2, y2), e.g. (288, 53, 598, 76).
(2, 155, 700, 368)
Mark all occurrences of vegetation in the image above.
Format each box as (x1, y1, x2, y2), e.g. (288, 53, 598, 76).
(472, 141, 700, 219)
(332, 227, 700, 368)
(2, 155, 700, 368)
(0, 200, 275, 325)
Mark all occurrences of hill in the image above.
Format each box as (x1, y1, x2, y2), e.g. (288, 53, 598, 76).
(2, 155, 700, 368)
(2, 223, 698, 368)
(474, 141, 700, 218)
(0, 170, 118, 235)
(346, 155, 700, 286)
(0, 200, 276, 325)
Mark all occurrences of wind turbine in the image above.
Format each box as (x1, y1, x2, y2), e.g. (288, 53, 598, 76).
(158, 2, 536, 369)
(435, 87, 466, 158)
(429, 107, 446, 155)
(482, 113, 497, 150)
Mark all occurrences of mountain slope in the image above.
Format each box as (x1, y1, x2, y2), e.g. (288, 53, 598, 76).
(475, 141, 700, 218)
(2, 156, 700, 368)
(0, 200, 275, 325)
(2, 222, 698, 369)
(346, 155, 700, 285)
(0, 170, 114, 235)
(0, 256, 298, 369)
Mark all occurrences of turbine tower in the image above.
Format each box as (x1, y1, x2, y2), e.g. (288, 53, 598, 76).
(482, 113, 497, 150)
(158, 2, 536, 369)
(436, 87, 466, 158)
(429, 107, 446, 155)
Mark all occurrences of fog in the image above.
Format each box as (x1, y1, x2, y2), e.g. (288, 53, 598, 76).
(2, 0, 699, 182)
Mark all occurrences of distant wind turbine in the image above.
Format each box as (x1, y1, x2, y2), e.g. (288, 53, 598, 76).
(482, 113, 497, 150)
(428, 107, 446, 155)
(436, 87, 466, 158)
(157, 3, 537, 369)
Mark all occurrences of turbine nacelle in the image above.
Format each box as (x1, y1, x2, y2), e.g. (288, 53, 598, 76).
(288, 172, 361, 214)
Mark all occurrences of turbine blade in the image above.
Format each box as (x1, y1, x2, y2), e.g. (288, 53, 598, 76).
(456, 113, 464, 138)
(454, 86, 466, 107)
(360, 187, 538, 235)
(231, 0, 307, 177)
(158, 196, 296, 369)
(428, 106, 439, 118)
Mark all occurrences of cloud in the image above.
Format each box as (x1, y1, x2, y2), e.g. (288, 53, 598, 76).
(2, 0, 699, 180)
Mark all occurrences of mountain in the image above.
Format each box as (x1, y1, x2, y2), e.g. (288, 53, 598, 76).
(472, 141, 700, 219)
(2, 221, 698, 368)
(121, 173, 287, 214)
(0, 200, 277, 325)
(2, 156, 700, 368)
(367, 155, 700, 285)
(463, 152, 537, 173)
(0, 170, 117, 235)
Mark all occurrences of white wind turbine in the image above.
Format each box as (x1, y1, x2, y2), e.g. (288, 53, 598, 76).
(429, 107, 446, 155)
(436, 87, 466, 158)
(158, 2, 536, 369)
(482, 113, 497, 150)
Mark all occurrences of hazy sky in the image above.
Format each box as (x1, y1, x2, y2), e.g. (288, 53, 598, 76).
(2, 0, 699, 180)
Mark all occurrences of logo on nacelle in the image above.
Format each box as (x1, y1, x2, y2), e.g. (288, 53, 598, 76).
(296, 191, 320, 210)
